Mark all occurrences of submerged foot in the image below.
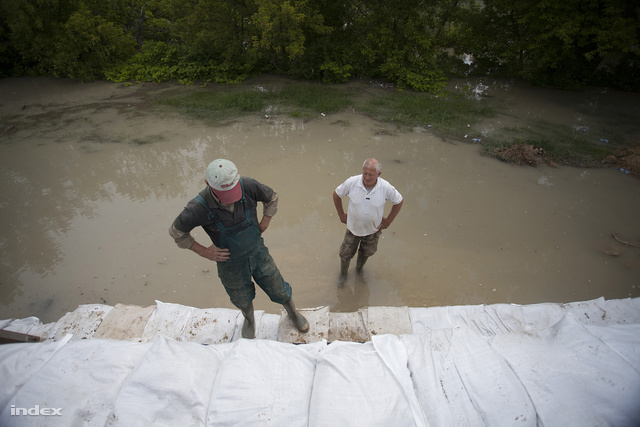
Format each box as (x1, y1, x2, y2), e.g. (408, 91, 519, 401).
(338, 273, 346, 288)
(338, 259, 350, 288)
(355, 254, 367, 276)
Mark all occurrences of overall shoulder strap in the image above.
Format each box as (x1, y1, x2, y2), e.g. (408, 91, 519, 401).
(239, 178, 247, 203)
(194, 194, 216, 220)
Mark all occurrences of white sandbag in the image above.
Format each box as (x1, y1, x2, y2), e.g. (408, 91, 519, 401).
(178, 307, 243, 344)
(229, 310, 272, 342)
(585, 323, 640, 375)
(141, 301, 198, 342)
(0, 338, 150, 426)
(371, 335, 427, 426)
(409, 304, 521, 336)
(409, 306, 450, 333)
(0, 335, 71, 413)
(0, 316, 41, 334)
(490, 314, 640, 427)
(562, 297, 609, 325)
(365, 306, 412, 336)
(278, 306, 330, 344)
(0, 298, 638, 426)
(401, 331, 484, 426)
(403, 326, 536, 426)
(602, 297, 640, 324)
(328, 311, 369, 342)
(479, 304, 528, 333)
(25, 322, 56, 340)
(309, 340, 419, 427)
(450, 327, 536, 426)
(254, 312, 280, 341)
(445, 304, 506, 335)
(519, 301, 567, 331)
(94, 304, 156, 341)
(207, 338, 322, 426)
(109, 336, 229, 426)
(49, 304, 113, 340)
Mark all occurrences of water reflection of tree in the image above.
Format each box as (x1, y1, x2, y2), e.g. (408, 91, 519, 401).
(0, 113, 212, 305)
(109, 136, 210, 202)
(1, 163, 73, 303)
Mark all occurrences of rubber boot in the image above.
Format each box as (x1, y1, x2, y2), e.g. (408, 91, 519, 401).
(356, 253, 368, 276)
(338, 258, 350, 287)
(240, 302, 255, 339)
(283, 299, 309, 333)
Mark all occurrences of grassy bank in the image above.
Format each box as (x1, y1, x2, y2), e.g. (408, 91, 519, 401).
(157, 82, 353, 123)
(156, 79, 624, 167)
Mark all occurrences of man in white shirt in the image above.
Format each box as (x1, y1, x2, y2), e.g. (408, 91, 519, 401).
(332, 158, 404, 287)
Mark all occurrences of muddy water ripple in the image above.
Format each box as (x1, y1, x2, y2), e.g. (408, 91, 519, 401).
(1, 77, 639, 323)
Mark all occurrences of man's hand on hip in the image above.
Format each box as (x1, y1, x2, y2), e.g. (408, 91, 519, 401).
(190, 241, 230, 262)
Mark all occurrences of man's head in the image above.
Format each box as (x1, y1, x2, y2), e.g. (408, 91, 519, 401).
(205, 159, 242, 204)
(362, 158, 381, 188)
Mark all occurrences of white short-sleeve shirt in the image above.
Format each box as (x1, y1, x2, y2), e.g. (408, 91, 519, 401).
(335, 175, 403, 236)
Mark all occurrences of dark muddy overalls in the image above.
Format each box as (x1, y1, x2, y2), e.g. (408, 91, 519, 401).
(195, 179, 292, 310)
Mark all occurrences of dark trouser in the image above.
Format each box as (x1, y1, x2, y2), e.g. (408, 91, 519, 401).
(217, 243, 292, 309)
(338, 229, 382, 261)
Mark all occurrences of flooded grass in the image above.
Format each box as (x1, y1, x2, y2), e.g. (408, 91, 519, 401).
(157, 82, 492, 135)
(358, 91, 495, 137)
(482, 120, 616, 166)
(274, 84, 353, 116)
(157, 90, 269, 123)
(157, 82, 352, 122)
(154, 79, 632, 167)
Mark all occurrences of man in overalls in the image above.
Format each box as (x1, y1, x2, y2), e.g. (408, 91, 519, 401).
(169, 159, 309, 339)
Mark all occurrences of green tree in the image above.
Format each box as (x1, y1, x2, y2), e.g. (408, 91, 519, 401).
(0, 6, 16, 76)
(177, 0, 256, 64)
(449, 0, 530, 77)
(1, 0, 637, 89)
(251, 0, 331, 73)
(53, 4, 136, 80)
(346, 0, 450, 92)
(1, 0, 78, 75)
(108, 0, 257, 84)
(453, 0, 640, 89)
(525, 0, 640, 89)
(1, 0, 137, 80)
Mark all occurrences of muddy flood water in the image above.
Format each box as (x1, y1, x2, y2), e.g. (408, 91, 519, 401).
(1, 76, 639, 324)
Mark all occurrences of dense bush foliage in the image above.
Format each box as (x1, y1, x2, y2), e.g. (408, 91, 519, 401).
(1, 0, 638, 91)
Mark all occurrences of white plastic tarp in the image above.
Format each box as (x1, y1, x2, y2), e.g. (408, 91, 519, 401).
(208, 339, 322, 426)
(0, 338, 151, 426)
(309, 338, 425, 427)
(490, 316, 640, 426)
(1, 298, 639, 426)
(110, 337, 229, 426)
